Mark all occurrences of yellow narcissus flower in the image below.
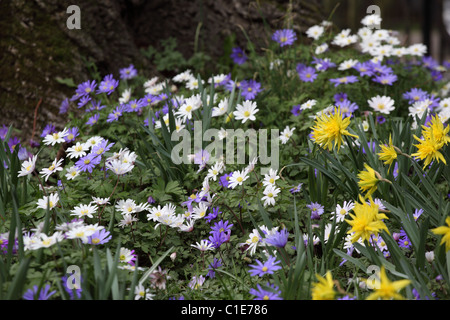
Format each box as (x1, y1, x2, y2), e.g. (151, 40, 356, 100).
(345, 195, 389, 244)
(311, 271, 336, 300)
(310, 107, 359, 152)
(431, 217, 450, 252)
(377, 135, 397, 172)
(422, 114, 450, 146)
(411, 134, 446, 169)
(366, 266, 411, 300)
(357, 163, 380, 197)
(412, 115, 449, 169)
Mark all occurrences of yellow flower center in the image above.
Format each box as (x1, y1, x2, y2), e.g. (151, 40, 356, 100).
(244, 111, 251, 117)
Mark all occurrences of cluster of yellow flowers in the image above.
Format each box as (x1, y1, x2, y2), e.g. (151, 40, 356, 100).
(412, 115, 450, 169)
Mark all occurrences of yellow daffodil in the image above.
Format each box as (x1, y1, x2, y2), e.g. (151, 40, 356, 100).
(412, 134, 446, 169)
(311, 107, 359, 152)
(366, 266, 411, 300)
(431, 217, 450, 252)
(412, 115, 449, 169)
(357, 163, 380, 197)
(377, 135, 397, 172)
(422, 115, 450, 146)
(345, 195, 389, 243)
(311, 271, 336, 300)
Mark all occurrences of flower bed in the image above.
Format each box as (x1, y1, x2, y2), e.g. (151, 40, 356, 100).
(1, 13, 450, 301)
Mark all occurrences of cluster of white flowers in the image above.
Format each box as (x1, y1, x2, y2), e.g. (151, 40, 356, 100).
(23, 219, 106, 251)
(261, 168, 281, 207)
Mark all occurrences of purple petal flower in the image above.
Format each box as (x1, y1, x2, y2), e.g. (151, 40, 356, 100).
(329, 75, 358, 87)
(272, 29, 297, 47)
(230, 47, 248, 65)
(248, 256, 282, 277)
(298, 66, 317, 82)
(119, 64, 138, 80)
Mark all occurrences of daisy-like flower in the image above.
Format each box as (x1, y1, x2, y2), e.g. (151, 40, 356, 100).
(18, 155, 38, 177)
(230, 47, 248, 65)
(71, 203, 98, 219)
(365, 266, 411, 300)
(261, 184, 281, 207)
(65, 166, 80, 180)
(172, 69, 193, 83)
(367, 95, 395, 114)
(298, 66, 318, 83)
(212, 98, 229, 117)
(43, 128, 69, 146)
(361, 14, 382, 28)
(407, 43, 427, 57)
(262, 168, 279, 187)
(106, 159, 134, 176)
(175, 97, 201, 121)
(188, 275, 206, 290)
(345, 196, 389, 244)
(315, 43, 328, 55)
(248, 255, 282, 277)
(191, 202, 209, 220)
(272, 29, 297, 46)
(307, 202, 324, 220)
(32, 232, 64, 250)
(338, 59, 359, 71)
(228, 169, 250, 189)
(301, 99, 317, 110)
(66, 142, 89, 159)
(264, 229, 289, 248)
(185, 77, 204, 91)
(23, 284, 56, 300)
(65, 225, 96, 243)
(119, 88, 132, 104)
(191, 239, 215, 252)
(85, 136, 104, 149)
(279, 126, 295, 144)
(233, 100, 259, 124)
(119, 64, 138, 80)
(118, 247, 137, 265)
(240, 80, 263, 100)
(206, 161, 225, 181)
(75, 153, 101, 174)
(310, 107, 359, 152)
(243, 228, 264, 256)
(306, 25, 325, 40)
(64, 127, 79, 142)
(107, 105, 125, 123)
(87, 229, 112, 245)
(249, 283, 283, 300)
(118, 214, 138, 228)
(40, 158, 64, 181)
(330, 201, 355, 223)
(329, 75, 359, 87)
(134, 284, 154, 300)
(96, 74, 119, 95)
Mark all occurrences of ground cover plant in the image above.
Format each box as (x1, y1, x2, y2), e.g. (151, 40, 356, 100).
(1, 12, 450, 301)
